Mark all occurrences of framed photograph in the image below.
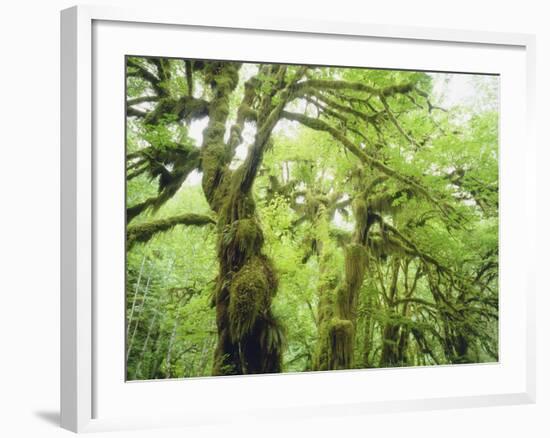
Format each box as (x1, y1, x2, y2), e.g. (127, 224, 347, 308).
(61, 5, 536, 433)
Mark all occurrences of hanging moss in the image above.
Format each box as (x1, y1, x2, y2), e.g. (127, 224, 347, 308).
(328, 244, 368, 368)
(317, 279, 337, 323)
(218, 218, 264, 270)
(234, 218, 264, 253)
(354, 198, 367, 223)
(257, 314, 286, 355)
(328, 318, 354, 369)
(344, 244, 368, 292)
(380, 323, 401, 367)
(127, 213, 215, 249)
(227, 256, 277, 342)
(228, 263, 266, 341)
(312, 265, 340, 371)
(239, 313, 285, 374)
(353, 198, 370, 243)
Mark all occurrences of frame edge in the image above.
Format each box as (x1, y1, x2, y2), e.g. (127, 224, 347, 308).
(60, 3, 537, 431)
(60, 6, 78, 432)
(61, 5, 93, 433)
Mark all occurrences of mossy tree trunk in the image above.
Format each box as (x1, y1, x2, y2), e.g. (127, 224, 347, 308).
(379, 258, 402, 367)
(311, 205, 341, 371)
(198, 63, 303, 375)
(426, 267, 471, 365)
(314, 198, 375, 370)
(361, 283, 376, 367)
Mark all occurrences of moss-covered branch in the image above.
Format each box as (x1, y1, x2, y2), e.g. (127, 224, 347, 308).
(127, 213, 216, 249)
(295, 79, 415, 98)
(143, 96, 209, 125)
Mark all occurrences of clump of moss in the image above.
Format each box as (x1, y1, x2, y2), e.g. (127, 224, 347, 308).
(257, 314, 286, 355)
(219, 218, 264, 270)
(204, 62, 240, 96)
(353, 198, 367, 223)
(313, 337, 330, 371)
(328, 318, 354, 369)
(344, 244, 368, 291)
(237, 313, 285, 374)
(317, 279, 337, 322)
(204, 121, 227, 142)
(235, 218, 264, 253)
(228, 256, 277, 341)
(353, 199, 370, 243)
(311, 268, 340, 371)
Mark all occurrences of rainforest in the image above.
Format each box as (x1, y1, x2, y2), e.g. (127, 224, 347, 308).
(125, 57, 499, 380)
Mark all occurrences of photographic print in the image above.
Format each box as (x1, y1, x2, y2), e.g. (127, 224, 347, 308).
(125, 57, 498, 380)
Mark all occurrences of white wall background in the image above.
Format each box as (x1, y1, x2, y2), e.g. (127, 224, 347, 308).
(0, 1, 546, 437)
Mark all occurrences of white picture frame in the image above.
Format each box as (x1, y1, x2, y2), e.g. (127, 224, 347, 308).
(60, 4, 536, 433)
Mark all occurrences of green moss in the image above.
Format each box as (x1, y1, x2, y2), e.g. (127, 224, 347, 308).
(201, 143, 228, 200)
(258, 315, 286, 355)
(234, 218, 264, 255)
(203, 121, 227, 143)
(228, 256, 276, 341)
(344, 244, 368, 291)
(228, 262, 266, 341)
(353, 198, 367, 223)
(127, 213, 215, 249)
(219, 218, 265, 270)
(328, 318, 354, 369)
(368, 193, 393, 213)
(218, 178, 257, 225)
(312, 267, 339, 371)
(204, 62, 240, 95)
(353, 199, 369, 243)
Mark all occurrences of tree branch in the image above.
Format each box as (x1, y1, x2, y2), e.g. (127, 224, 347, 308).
(127, 58, 164, 95)
(281, 110, 446, 213)
(127, 95, 161, 106)
(295, 80, 415, 98)
(127, 107, 148, 118)
(127, 213, 216, 249)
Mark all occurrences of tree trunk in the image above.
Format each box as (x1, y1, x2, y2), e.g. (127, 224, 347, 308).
(380, 258, 401, 367)
(380, 322, 401, 366)
(200, 63, 292, 375)
(311, 210, 340, 370)
(362, 287, 375, 367)
(314, 199, 371, 370)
